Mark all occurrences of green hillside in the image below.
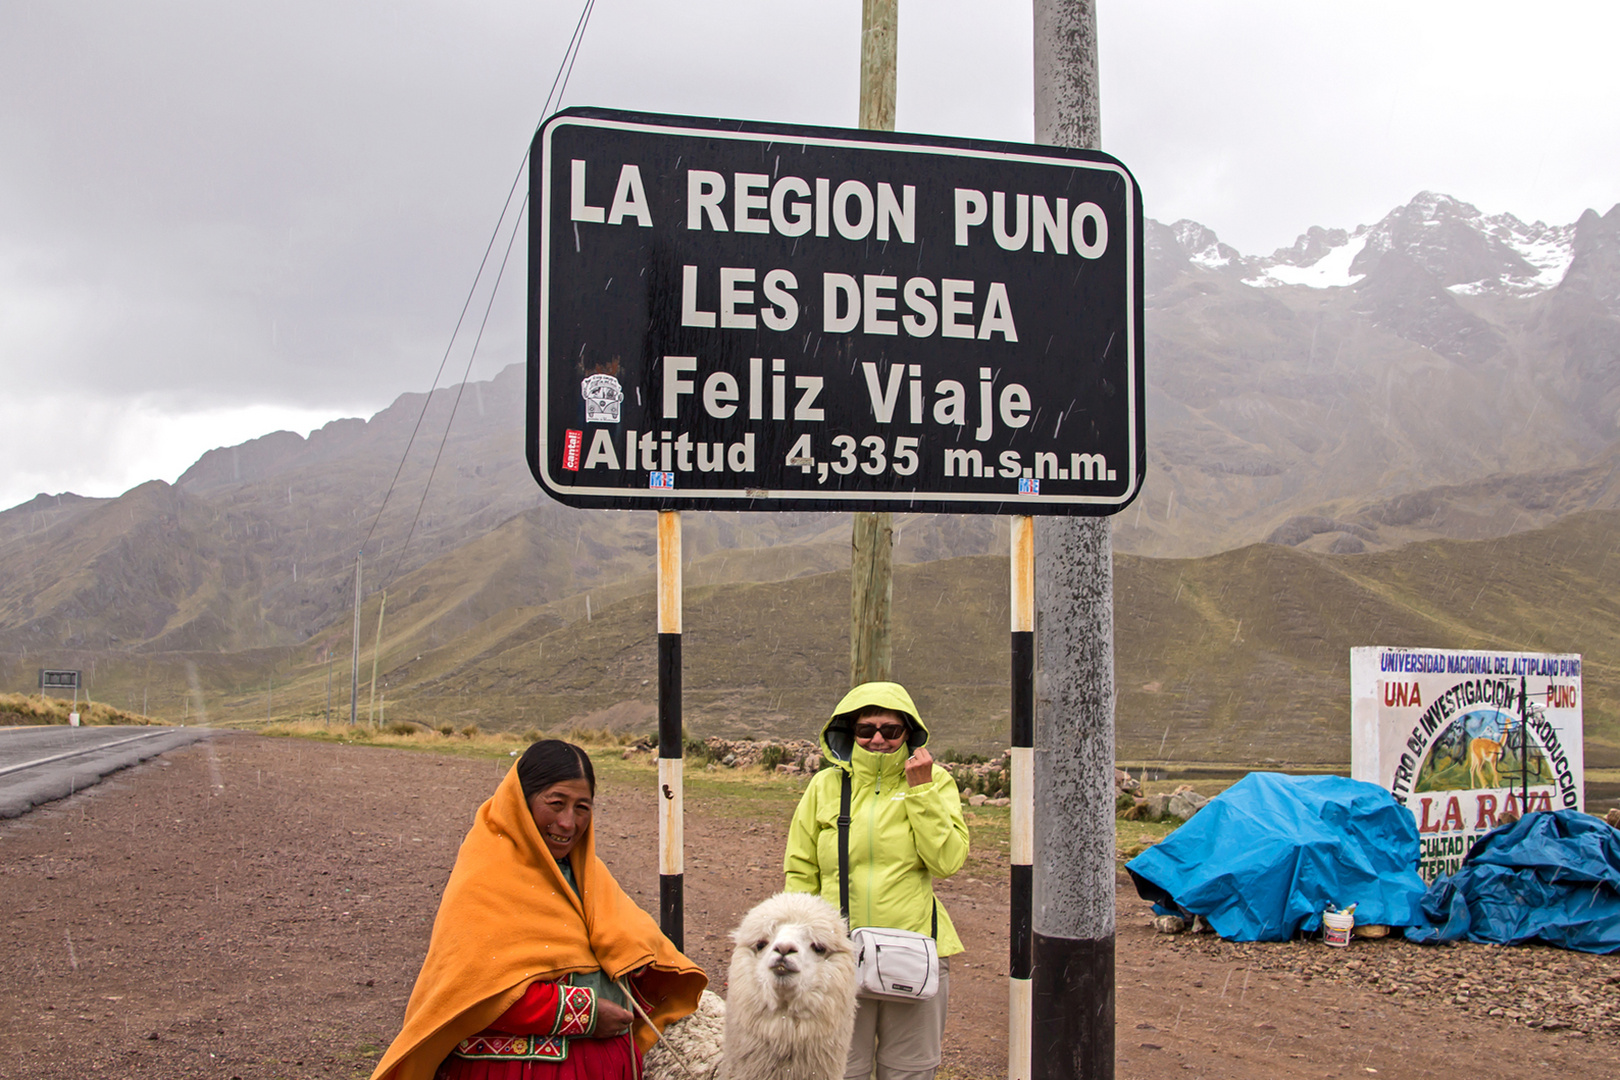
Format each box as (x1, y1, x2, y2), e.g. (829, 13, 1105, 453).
(33, 509, 1614, 768)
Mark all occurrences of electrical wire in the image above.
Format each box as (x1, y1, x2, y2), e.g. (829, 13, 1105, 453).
(357, 167, 526, 561)
(387, 194, 527, 586)
(358, 0, 597, 584)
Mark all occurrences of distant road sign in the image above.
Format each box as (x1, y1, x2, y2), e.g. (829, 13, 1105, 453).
(38, 669, 80, 691)
(527, 108, 1144, 516)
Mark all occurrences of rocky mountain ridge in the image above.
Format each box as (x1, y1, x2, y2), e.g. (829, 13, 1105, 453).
(1164, 192, 1601, 302)
(1, 190, 1616, 708)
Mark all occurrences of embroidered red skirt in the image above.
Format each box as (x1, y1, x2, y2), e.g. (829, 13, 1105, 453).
(433, 1032, 640, 1080)
(433, 979, 642, 1080)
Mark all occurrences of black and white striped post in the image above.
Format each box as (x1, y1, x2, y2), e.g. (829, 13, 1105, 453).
(657, 509, 684, 950)
(1009, 515, 1036, 1080)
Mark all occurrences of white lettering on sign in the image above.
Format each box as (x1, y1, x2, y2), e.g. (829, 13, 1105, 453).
(658, 354, 1035, 446)
(571, 161, 652, 227)
(599, 429, 757, 473)
(684, 265, 799, 331)
(607, 165, 652, 226)
(823, 274, 1016, 341)
(571, 159, 604, 223)
(682, 172, 915, 243)
(956, 189, 1108, 259)
(719, 268, 756, 329)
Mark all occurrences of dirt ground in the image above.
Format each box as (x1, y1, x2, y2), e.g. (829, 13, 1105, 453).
(1, 733, 1616, 1080)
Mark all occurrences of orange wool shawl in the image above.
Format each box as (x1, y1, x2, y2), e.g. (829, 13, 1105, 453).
(370, 766, 706, 1080)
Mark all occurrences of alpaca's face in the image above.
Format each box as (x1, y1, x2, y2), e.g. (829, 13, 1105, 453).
(731, 895, 854, 1012)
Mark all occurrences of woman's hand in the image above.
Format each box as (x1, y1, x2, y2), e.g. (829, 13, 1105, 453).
(905, 745, 934, 787)
(592, 998, 635, 1039)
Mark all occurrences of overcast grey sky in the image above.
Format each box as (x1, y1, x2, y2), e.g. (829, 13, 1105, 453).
(3, 0, 1616, 512)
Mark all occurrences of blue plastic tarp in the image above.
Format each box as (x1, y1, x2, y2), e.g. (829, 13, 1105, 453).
(1408, 810, 1620, 953)
(1125, 772, 1428, 942)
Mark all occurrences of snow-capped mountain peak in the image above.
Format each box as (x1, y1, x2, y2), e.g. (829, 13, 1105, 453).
(1160, 192, 1584, 296)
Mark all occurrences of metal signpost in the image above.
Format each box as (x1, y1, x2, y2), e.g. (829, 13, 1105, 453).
(525, 109, 1144, 1062)
(39, 668, 84, 720)
(38, 669, 81, 694)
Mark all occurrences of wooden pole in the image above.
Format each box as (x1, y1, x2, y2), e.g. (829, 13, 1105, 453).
(350, 552, 362, 726)
(850, 514, 894, 685)
(369, 590, 387, 725)
(859, 0, 897, 131)
(850, 0, 898, 688)
(657, 509, 684, 948)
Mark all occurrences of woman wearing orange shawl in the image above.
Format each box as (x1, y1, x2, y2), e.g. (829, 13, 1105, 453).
(372, 741, 706, 1080)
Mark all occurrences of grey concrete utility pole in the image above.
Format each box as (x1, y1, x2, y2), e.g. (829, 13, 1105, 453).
(1032, 3, 1116, 1079)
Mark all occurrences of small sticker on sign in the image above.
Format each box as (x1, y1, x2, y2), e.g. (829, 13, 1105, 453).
(581, 374, 624, 423)
(1019, 478, 1040, 495)
(649, 472, 675, 490)
(562, 429, 584, 471)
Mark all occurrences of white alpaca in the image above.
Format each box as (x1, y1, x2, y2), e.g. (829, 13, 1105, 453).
(644, 892, 857, 1080)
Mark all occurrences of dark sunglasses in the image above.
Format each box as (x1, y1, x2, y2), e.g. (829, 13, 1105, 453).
(853, 722, 907, 740)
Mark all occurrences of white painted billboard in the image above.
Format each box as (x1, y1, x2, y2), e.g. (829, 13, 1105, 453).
(1350, 647, 1583, 883)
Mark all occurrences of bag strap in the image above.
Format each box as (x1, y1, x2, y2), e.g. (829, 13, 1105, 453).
(838, 767, 939, 941)
(838, 768, 852, 921)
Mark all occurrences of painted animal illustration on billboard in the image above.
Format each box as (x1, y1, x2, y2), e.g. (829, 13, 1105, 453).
(1467, 734, 1505, 789)
(1415, 709, 1549, 793)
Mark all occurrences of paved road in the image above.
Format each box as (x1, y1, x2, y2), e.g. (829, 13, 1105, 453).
(0, 725, 217, 818)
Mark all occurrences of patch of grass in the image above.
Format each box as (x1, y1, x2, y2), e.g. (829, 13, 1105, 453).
(609, 747, 811, 822)
(260, 718, 524, 758)
(0, 692, 153, 727)
(1116, 819, 1182, 862)
(683, 734, 717, 766)
(562, 724, 638, 747)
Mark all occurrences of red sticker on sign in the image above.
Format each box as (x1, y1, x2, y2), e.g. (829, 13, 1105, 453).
(562, 429, 583, 471)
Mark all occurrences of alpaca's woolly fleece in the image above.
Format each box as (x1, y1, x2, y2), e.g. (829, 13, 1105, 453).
(644, 990, 726, 1080)
(720, 892, 858, 1080)
(644, 893, 856, 1080)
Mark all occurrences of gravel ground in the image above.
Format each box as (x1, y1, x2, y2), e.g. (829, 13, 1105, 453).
(1158, 927, 1620, 1038)
(2, 732, 1617, 1080)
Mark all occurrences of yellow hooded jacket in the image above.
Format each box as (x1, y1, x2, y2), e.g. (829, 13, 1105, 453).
(783, 681, 969, 955)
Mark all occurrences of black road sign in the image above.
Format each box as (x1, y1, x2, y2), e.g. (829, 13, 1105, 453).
(527, 108, 1143, 516)
(39, 669, 81, 690)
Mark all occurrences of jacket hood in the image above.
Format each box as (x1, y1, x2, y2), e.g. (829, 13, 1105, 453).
(820, 681, 929, 766)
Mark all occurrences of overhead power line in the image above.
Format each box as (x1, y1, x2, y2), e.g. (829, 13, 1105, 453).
(359, 0, 598, 586)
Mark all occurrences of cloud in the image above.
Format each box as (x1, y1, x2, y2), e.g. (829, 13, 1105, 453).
(0, 394, 352, 511)
(1, 0, 1616, 509)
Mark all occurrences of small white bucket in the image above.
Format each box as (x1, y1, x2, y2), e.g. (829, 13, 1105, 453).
(69, 712, 81, 727)
(1323, 909, 1354, 947)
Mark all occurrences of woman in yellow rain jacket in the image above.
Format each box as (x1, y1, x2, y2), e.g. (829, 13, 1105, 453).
(783, 681, 970, 1080)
